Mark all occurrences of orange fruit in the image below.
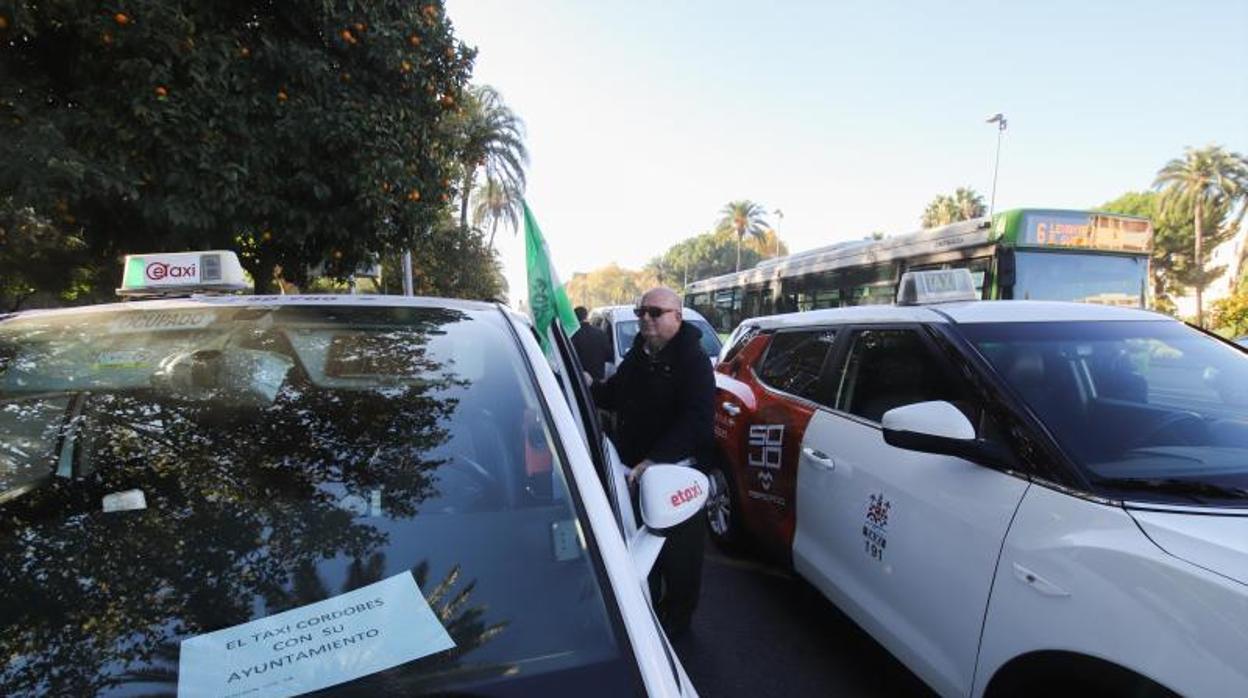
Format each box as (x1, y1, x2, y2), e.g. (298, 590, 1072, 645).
(239, 46, 250, 58)
(154, 86, 168, 97)
(340, 29, 356, 44)
(277, 90, 288, 102)
(408, 189, 421, 201)
(408, 34, 421, 46)
(114, 12, 129, 25)
(0, 15, 9, 30)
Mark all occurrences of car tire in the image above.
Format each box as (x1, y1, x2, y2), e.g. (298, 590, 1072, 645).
(705, 463, 741, 553)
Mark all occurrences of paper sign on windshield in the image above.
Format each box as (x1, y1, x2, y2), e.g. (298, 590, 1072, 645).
(177, 571, 455, 698)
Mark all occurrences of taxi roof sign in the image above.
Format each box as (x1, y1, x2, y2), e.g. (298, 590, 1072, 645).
(117, 251, 250, 297)
(896, 268, 979, 305)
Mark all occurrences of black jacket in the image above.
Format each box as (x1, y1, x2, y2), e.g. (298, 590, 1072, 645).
(591, 321, 715, 468)
(572, 321, 611, 381)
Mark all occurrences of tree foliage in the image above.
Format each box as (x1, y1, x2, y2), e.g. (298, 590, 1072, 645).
(1152, 145, 1248, 326)
(564, 263, 658, 309)
(646, 228, 788, 289)
(449, 84, 527, 229)
(0, 1, 474, 296)
(471, 176, 521, 249)
(921, 187, 985, 228)
(1102, 190, 1235, 316)
(714, 200, 770, 272)
(1210, 291, 1248, 338)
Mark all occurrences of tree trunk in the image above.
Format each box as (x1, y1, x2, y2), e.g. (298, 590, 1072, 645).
(1194, 196, 1205, 327)
(488, 217, 498, 250)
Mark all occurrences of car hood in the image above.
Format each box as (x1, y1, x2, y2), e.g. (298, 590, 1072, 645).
(1130, 509, 1248, 586)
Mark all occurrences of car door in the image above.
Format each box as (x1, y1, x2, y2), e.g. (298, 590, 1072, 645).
(731, 328, 838, 558)
(792, 324, 1030, 698)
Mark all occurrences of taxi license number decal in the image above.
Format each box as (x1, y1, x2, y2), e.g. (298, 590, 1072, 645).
(862, 493, 891, 562)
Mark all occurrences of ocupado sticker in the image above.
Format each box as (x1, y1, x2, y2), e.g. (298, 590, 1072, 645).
(177, 572, 454, 698)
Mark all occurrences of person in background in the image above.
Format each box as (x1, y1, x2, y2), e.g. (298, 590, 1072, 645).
(572, 306, 611, 382)
(589, 287, 714, 637)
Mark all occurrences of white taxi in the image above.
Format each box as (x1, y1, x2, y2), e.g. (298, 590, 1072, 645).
(709, 269, 1248, 698)
(0, 252, 705, 697)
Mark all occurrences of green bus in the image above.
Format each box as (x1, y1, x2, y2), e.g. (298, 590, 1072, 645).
(684, 208, 1152, 333)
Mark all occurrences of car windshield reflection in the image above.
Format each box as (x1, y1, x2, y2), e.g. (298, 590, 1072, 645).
(0, 305, 642, 696)
(964, 320, 1248, 505)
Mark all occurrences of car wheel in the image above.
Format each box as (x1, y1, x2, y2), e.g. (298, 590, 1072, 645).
(705, 464, 741, 552)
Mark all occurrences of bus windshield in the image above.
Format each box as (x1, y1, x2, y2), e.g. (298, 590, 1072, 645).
(1013, 251, 1147, 307)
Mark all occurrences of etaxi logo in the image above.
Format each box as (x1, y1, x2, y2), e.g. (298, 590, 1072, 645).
(670, 481, 703, 508)
(146, 261, 197, 281)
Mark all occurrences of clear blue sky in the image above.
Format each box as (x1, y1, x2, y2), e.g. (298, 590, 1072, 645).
(444, 0, 1248, 299)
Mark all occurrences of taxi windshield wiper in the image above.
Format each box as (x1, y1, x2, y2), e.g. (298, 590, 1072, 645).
(1094, 476, 1248, 503)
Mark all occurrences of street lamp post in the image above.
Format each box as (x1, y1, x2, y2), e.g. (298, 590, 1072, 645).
(985, 113, 1007, 220)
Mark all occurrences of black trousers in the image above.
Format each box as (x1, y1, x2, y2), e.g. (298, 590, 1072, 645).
(648, 514, 706, 636)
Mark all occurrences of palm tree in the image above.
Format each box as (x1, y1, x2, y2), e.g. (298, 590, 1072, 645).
(1154, 146, 1248, 327)
(921, 195, 956, 228)
(715, 200, 770, 272)
(471, 177, 523, 249)
(952, 187, 987, 221)
(454, 85, 528, 229)
(922, 188, 985, 228)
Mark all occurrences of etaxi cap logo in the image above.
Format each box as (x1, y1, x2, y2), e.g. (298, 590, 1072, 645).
(670, 480, 704, 508)
(146, 261, 197, 281)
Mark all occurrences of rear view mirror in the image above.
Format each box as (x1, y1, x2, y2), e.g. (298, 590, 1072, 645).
(881, 401, 1008, 467)
(638, 464, 709, 531)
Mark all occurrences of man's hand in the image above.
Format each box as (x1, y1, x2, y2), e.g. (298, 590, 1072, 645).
(582, 370, 594, 386)
(627, 459, 656, 487)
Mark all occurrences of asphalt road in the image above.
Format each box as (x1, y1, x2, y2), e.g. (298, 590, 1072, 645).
(672, 533, 936, 698)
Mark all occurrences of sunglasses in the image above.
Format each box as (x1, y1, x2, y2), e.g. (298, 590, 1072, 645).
(633, 306, 677, 319)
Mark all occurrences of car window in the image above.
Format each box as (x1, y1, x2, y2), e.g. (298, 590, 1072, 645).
(689, 319, 722, 358)
(615, 319, 638, 357)
(0, 305, 644, 696)
(963, 320, 1248, 504)
(756, 329, 837, 403)
(721, 324, 760, 364)
(834, 327, 968, 423)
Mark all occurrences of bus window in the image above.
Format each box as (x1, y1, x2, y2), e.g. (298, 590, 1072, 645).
(844, 264, 897, 306)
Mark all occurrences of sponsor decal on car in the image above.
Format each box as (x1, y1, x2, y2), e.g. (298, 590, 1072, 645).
(862, 492, 891, 562)
(748, 424, 784, 469)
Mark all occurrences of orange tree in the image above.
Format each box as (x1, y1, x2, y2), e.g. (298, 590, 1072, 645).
(0, 1, 473, 294)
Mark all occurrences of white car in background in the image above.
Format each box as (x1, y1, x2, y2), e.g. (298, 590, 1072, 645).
(708, 269, 1248, 698)
(588, 305, 723, 377)
(0, 252, 704, 697)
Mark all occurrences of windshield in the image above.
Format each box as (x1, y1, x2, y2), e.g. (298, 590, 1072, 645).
(615, 318, 721, 359)
(0, 305, 642, 696)
(1013, 251, 1148, 307)
(964, 321, 1248, 506)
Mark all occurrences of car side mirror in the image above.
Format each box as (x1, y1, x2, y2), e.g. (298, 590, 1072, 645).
(881, 401, 1007, 467)
(626, 464, 709, 583)
(639, 465, 709, 531)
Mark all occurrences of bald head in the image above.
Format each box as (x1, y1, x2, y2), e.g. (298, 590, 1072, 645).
(640, 287, 681, 309)
(637, 286, 683, 350)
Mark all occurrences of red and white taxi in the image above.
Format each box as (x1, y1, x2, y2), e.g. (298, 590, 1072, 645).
(706, 269, 1248, 698)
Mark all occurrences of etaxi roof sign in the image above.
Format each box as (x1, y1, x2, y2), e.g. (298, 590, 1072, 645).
(117, 251, 250, 297)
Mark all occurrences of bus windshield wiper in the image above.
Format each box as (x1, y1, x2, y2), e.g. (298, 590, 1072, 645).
(1094, 477, 1248, 503)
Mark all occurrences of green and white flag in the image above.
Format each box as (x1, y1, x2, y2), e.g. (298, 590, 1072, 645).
(524, 201, 579, 350)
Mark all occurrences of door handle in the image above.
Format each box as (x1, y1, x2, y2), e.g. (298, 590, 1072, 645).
(720, 402, 741, 416)
(802, 447, 835, 470)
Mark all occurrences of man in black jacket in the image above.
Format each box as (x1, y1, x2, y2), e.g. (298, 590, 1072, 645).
(571, 306, 611, 381)
(590, 287, 714, 637)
